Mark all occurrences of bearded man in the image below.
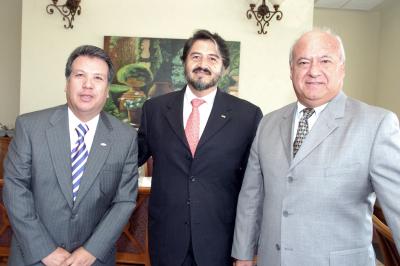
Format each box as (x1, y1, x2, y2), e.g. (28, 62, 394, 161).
(138, 29, 262, 266)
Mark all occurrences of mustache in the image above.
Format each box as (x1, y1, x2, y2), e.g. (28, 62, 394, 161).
(192, 67, 211, 75)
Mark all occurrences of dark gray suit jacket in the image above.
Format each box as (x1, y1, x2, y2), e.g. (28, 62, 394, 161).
(3, 105, 138, 265)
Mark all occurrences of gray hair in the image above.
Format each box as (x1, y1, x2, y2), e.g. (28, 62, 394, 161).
(289, 27, 346, 66)
(65, 45, 115, 84)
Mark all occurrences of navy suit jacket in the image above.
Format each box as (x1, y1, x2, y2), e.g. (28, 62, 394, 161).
(138, 88, 262, 266)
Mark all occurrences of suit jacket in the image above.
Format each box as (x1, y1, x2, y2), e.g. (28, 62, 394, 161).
(138, 88, 262, 266)
(232, 92, 400, 266)
(3, 105, 138, 265)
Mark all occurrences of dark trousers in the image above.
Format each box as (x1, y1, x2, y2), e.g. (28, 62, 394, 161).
(182, 240, 197, 266)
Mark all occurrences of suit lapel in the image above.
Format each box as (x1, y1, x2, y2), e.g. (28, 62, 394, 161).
(46, 106, 74, 209)
(197, 89, 231, 150)
(280, 104, 297, 164)
(290, 92, 346, 169)
(73, 112, 112, 207)
(164, 89, 190, 150)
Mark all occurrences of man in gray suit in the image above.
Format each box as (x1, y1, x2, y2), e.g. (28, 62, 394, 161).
(3, 45, 138, 265)
(232, 29, 400, 266)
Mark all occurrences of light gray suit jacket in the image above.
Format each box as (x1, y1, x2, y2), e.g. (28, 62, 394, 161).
(232, 92, 400, 266)
(3, 105, 138, 265)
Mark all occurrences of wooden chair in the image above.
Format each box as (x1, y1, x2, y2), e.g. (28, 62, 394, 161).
(373, 213, 400, 266)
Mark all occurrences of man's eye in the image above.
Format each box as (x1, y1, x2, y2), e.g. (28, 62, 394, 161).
(321, 59, 331, 64)
(95, 76, 104, 81)
(298, 61, 309, 65)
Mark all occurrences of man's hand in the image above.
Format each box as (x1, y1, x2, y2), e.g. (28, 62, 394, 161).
(234, 260, 255, 266)
(61, 247, 96, 266)
(42, 247, 71, 266)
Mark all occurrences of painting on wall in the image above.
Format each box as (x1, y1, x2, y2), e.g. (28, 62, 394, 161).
(103, 36, 241, 128)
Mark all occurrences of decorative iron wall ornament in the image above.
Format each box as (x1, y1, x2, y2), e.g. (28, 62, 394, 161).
(46, 0, 81, 29)
(246, 0, 284, 35)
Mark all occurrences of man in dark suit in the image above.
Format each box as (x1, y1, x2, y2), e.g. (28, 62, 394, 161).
(138, 29, 262, 266)
(3, 45, 138, 266)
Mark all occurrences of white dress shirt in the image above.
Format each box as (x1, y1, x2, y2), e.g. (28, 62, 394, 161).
(183, 86, 217, 138)
(68, 108, 99, 152)
(292, 102, 328, 144)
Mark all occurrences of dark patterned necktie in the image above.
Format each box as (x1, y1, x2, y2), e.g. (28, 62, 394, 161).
(293, 108, 315, 157)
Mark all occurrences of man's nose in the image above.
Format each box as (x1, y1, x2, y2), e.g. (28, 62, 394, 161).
(83, 77, 93, 88)
(308, 61, 322, 77)
(199, 57, 209, 68)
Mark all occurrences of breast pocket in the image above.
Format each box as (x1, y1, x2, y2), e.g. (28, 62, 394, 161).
(98, 163, 122, 197)
(325, 163, 361, 177)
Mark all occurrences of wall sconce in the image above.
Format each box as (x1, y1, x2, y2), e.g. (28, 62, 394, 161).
(246, 0, 284, 35)
(46, 0, 81, 29)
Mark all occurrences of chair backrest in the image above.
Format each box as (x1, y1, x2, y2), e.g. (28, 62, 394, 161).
(373, 214, 400, 266)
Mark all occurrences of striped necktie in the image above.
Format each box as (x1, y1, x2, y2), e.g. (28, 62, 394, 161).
(71, 123, 89, 201)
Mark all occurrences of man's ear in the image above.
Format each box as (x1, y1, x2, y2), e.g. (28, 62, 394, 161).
(290, 64, 294, 81)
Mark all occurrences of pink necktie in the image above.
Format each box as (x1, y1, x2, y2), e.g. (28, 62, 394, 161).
(185, 98, 205, 157)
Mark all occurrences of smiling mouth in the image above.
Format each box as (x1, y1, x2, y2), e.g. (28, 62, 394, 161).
(193, 67, 211, 75)
(306, 81, 325, 85)
(80, 95, 93, 101)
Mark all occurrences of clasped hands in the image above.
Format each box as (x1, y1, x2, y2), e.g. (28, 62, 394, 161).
(42, 247, 96, 266)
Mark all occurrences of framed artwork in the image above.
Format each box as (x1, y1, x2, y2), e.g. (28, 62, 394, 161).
(103, 36, 241, 127)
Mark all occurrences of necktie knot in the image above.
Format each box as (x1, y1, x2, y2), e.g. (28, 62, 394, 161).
(302, 108, 315, 120)
(75, 123, 89, 138)
(191, 98, 205, 108)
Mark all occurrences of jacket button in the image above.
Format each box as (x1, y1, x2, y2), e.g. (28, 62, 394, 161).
(186, 200, 191, 205)
(190, 176, 196, 182)
(288, 176, 294, 183)
(283, 210, 289, 217)
(276, 244, 281, 251)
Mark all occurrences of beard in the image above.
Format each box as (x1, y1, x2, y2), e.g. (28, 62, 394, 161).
(185, 66, 222, 91)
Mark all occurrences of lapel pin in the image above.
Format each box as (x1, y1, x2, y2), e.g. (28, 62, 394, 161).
(221, 114, 226, 119)
(100, 143, 107, 147)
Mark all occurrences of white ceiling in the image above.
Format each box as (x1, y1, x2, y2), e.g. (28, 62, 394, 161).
(314, 0, 385, 10)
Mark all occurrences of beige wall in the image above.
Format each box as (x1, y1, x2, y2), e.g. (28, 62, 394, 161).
(314, 8, 381, 106)
(19, 0, 314, 116)
(376, 0, 400, 117)
(2, 1, 399, 125)
(0, 0, 22, 127)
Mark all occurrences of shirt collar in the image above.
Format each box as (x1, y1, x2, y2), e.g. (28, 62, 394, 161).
(68, 107, 100, 131)
(296, 101, 328, 117)
(184, 85, 217, 106)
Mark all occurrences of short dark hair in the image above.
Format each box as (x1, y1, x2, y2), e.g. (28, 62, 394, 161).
(65, 45, 115, 84)
(181, 29, 230, 69)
